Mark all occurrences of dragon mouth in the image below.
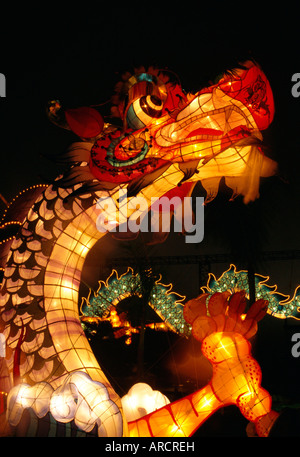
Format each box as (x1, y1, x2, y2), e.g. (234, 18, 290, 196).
(155, 90, 258, 148)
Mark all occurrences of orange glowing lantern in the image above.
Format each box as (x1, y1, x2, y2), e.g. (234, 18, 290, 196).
(0, 61, 278, 437)
(127, 291, 279, 437)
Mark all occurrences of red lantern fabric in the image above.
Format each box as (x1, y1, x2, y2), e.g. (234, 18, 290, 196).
(213, 61, 275, 130)
(65, 107, 104, 138)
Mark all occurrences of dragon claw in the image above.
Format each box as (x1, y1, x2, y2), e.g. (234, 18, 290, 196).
(6, 371, 124, 437)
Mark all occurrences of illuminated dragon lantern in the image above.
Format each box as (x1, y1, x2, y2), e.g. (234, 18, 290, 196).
(0, 61, 280, 437)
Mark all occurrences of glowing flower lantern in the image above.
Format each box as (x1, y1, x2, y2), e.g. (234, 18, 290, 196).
(121, 383, 170, 422)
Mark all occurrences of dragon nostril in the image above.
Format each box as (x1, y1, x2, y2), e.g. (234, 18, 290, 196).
(129, 137, 146, 151)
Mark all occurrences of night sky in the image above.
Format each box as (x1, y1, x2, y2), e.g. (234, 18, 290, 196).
(1, 5, 300, 434)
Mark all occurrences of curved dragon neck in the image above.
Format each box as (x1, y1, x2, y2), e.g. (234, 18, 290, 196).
(0, 165, 192, 393)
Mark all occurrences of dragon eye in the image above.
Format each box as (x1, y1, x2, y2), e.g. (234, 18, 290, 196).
(126, 95, 163, 130)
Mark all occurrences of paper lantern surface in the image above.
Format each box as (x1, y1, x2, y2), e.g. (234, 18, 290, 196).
(0, 62, 279, 437)
(128, 291, 279, 438)
(121, 383, 170, 422)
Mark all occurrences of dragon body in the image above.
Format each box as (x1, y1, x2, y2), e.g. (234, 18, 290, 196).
(0, 61, 280, 436)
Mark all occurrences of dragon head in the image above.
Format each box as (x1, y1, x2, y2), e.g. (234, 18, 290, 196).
(48, 61, 276, 207)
